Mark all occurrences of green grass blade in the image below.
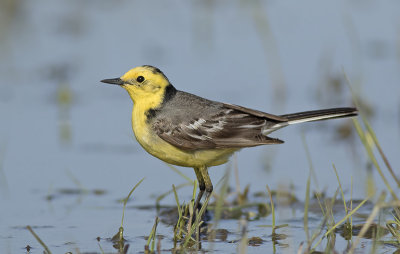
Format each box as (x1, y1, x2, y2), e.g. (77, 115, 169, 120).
(27, 226, 52, 254)
(266, 185, 276, 234)
(145, 217, 159, 250)
(353, 118, 399, 201)
(156, 182, 192, 206)
(121, 178, 145, 228)
(345, 72, 399, 201)
(172, 184, 181, 216)
(312, 196, 370, 250)
(332, 165, 348, 216)
(304, 169, 311, 243)
(166, 164, 193, 183)
(364, 120, 400, 187)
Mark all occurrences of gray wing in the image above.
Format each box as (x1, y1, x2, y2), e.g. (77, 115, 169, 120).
(151, 92, 288, 150)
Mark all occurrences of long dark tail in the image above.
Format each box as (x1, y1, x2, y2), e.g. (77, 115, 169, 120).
(280, 107, 358, 125)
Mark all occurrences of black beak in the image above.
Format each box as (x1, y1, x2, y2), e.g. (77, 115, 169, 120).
(100, 78, 124, 85)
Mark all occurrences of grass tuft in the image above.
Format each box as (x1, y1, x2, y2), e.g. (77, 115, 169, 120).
(312, 195, 370, 251)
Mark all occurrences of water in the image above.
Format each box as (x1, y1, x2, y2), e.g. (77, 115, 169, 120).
(0, 0, 399, 253)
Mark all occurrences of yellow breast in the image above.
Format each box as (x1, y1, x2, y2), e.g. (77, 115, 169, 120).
(131, 106, 236, 168)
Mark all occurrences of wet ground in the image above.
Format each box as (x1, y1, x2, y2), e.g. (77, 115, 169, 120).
(0, 0, 400, 253)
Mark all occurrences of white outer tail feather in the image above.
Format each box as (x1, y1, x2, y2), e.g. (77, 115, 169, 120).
(261, 108, 357, 136)
(286, 112, 354, 125)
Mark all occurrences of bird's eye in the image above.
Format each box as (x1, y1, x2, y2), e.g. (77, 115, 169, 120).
(136, 76, 145, 83)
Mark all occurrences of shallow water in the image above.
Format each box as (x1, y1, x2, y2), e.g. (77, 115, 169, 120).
(0, 0, 399, 253)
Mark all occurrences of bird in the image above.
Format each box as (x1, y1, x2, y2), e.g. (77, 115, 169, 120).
(101, 65, 358, 212)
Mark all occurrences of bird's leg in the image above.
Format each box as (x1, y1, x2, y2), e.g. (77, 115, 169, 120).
(199, 166, 213, 212)
(193, 167, 205, 212)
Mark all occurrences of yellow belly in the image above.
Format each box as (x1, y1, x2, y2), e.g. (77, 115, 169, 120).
(131, 108, 237, 168)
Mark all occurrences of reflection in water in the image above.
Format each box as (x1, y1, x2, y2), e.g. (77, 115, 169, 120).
(0, 0, 22, 44)
(0, 146, 8, 196)
(57, 82, 72, 145)
(45, 63, 74, 145)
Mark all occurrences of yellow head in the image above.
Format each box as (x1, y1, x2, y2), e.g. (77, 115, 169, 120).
(101, 65, 172, 108)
